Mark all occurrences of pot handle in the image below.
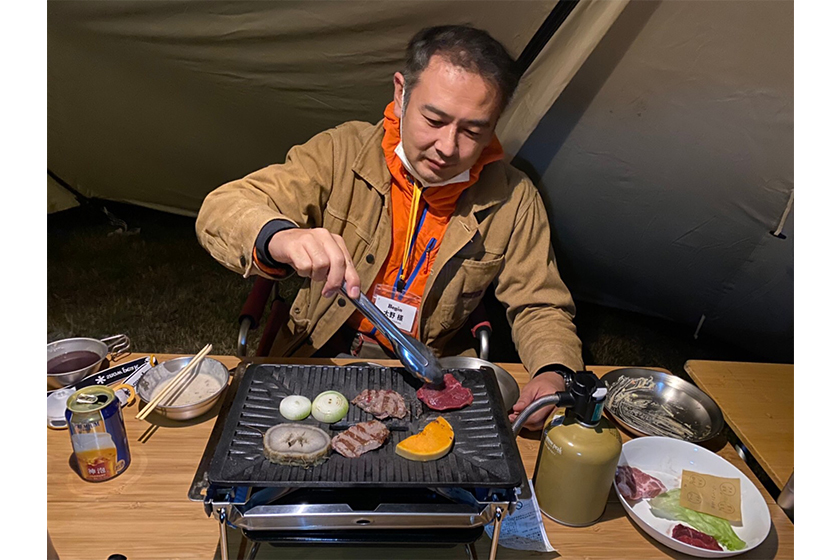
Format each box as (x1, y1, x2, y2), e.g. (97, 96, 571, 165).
(101, 334, 131, 361)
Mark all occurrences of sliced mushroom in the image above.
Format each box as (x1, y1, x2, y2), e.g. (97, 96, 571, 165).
(263, 423, 331, 467)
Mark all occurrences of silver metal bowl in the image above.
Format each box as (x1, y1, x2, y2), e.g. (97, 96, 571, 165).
(135, 356, 230, 420)
(46, 335, 130, 390)
(601, 367, 724, 443)
(438, 356, 520, 411)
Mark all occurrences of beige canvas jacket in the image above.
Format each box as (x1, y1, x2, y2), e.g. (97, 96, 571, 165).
(196, 119, 583, 376)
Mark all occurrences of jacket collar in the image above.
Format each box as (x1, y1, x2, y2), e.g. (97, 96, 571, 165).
(351, 119, 391, 195)
(456, 161, 511, 214)
(352, 118, 512, 213)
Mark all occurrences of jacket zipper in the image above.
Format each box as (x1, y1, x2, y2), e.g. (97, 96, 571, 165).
(424, 244, 433, 274)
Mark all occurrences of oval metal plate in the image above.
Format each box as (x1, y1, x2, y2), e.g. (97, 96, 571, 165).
(601, 367, 724, 443)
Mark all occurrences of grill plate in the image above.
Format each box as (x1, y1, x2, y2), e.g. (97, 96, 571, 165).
(206, 364, 525, 489)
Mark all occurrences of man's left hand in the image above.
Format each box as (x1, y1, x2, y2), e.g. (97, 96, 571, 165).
(508, 371, 566, 432)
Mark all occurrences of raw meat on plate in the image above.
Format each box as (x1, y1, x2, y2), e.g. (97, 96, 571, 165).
(672, 524, 724, 551)
(615, 465, 667, 500)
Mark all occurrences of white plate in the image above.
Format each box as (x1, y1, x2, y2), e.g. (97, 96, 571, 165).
(615, 437, 771, 557)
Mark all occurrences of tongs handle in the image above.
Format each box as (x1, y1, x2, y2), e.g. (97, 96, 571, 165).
(339, 285, 430, 370)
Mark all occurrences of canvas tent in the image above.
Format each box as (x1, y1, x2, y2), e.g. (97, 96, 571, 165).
(48, 0, 793, 361)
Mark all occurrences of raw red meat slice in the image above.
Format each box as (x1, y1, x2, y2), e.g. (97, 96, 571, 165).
(417, 374, 473, 411)
(615, 465, 667, 500)
(351, 389, 407, 419)
(672, 524, 724, 551)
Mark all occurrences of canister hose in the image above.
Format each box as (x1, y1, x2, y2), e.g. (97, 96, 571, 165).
(511, 391, 576, 436)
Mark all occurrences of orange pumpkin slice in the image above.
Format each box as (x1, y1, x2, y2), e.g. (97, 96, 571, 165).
(395, 417, 454, 461)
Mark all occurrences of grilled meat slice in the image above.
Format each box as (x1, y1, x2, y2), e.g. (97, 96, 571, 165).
(351, 389, 407, 419)
(331, 420, 390, 458)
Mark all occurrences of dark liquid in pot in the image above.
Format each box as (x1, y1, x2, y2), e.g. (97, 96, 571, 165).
(47, 351, 102, 374)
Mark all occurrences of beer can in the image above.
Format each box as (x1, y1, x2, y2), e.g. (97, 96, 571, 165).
(65, 386, 131, 481)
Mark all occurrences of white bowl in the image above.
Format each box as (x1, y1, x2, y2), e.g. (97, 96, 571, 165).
(615, 437, 771, 558)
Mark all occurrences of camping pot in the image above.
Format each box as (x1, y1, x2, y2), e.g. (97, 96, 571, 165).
(47, 335, 131, 390)
(135, 356, 230, 420)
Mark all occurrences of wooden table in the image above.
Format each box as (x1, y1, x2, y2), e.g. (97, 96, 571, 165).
(47, 354, 794, 559)
(683, 360, 794, 490)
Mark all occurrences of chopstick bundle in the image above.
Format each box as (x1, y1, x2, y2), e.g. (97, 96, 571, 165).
(136, 344, 212, 420)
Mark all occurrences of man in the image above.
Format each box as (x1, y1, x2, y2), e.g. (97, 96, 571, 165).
(196, 25, 583, 430)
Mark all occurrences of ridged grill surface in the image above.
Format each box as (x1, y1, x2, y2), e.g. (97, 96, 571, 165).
(207, 364, 524, 488)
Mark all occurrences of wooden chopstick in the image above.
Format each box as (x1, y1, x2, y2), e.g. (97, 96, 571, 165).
(136, 344, 212, 420)
(159, 348, 210, 408)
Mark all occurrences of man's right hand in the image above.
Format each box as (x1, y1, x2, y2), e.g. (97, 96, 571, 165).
(267, 228, 361, 299)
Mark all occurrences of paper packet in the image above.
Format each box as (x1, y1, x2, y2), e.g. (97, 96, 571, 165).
(483, 478, 555, 552)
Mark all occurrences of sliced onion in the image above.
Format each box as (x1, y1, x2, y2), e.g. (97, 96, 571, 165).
(311, 390, 349, 423)
(279, 395, 312, 421)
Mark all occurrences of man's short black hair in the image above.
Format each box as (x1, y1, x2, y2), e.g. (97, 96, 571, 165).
(403, 25, 521, 112)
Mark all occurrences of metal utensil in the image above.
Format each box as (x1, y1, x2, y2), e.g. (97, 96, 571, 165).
(46, 334, 131, 389)
(339, 284, 444, 386)
(135, 356, 230, 420)
(136, 344, 213, 421)
(601, 368, 724, 443)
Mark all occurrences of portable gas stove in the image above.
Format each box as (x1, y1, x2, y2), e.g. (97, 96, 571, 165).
(189, 362, 529, 560)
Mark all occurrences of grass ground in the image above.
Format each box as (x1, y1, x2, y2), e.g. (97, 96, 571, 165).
(48, 201, 297, 356)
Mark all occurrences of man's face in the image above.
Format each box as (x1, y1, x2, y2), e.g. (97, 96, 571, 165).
(394, 55, 502, 184)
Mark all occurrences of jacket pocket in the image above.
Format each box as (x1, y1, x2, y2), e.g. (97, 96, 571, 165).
(325, 188, 380, 245)
(436, 256, 504, 330)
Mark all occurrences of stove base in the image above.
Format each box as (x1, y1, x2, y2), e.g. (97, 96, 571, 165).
(242, 526, 485, 546)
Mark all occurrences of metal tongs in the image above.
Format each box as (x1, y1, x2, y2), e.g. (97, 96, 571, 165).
(340, 284, 444, 386)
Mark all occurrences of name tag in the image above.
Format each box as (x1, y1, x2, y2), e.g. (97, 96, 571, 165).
(371, 284, 421, 336)
(374, 295, 418, 332)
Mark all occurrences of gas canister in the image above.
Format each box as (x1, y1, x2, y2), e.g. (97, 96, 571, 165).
(532, 372, 622, 526)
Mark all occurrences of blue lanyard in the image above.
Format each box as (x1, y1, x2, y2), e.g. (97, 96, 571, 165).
(403, 237, 437, 293)
(367, 236, 436, 340)
(395, 206, 429, 295)
(365, 207, 436, 340)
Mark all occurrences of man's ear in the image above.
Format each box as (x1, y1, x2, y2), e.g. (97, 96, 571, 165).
(393, 72, 406, 118)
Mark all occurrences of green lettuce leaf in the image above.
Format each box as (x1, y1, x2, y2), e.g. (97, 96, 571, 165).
(649, 489, 747, 551)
